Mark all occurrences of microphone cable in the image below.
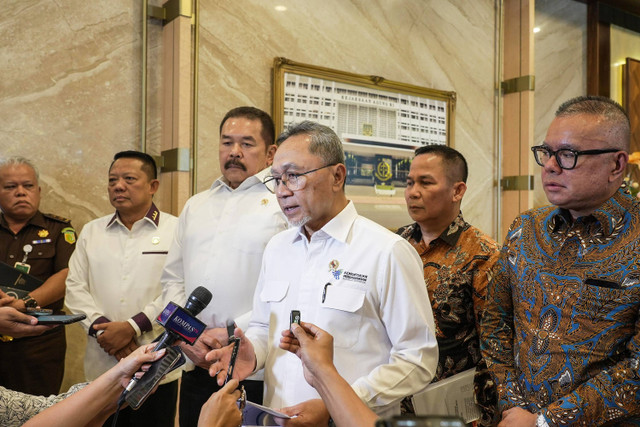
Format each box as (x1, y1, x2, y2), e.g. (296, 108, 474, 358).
(111, 392, 127, 427)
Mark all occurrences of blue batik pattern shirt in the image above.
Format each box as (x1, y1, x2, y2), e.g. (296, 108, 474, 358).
(481, 185, 640, 425)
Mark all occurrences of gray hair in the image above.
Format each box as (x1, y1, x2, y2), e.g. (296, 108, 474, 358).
(556, 96, 630, 151)
(277, 121, 345, 166)
(0, 156, 39, 182)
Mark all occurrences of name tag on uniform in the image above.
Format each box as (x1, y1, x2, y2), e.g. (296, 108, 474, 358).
(14, 262, 31, 274)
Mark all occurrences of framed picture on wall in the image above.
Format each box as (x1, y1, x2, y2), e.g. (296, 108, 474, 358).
(272, 57, 457, 230)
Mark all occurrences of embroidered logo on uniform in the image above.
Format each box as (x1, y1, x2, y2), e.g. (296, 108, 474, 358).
(38, 229, 49, 238)
(328, 260, 343, 280)
(61, 227, 76, 245)
(261, 199, 269, 206)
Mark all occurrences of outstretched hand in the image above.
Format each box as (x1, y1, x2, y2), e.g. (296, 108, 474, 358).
(0, 306, 53, 337)
(197, 379, 243, 427)
(107, 343, 167, 388)
(180, 327, 230, 369)
(279, 322, 335, 389)
(275, 398, 330, 426)
(205, 327, 257, 386)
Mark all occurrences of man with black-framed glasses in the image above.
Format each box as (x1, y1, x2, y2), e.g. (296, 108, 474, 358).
(481, 96, 640, 426)
(206, 120, 438, 425)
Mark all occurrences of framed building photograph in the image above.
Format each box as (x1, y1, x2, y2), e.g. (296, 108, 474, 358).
(272, 57, 457, 229)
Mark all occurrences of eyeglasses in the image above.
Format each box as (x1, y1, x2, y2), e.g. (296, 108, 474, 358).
(263, 164, 337, 193)
(530, 145, 620, 170)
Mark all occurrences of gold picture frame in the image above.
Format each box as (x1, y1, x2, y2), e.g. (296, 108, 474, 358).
(271, 57, 457, 230)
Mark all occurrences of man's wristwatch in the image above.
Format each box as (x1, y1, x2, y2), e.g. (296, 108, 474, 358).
(537, 413, 550, 427)
(22, 295, 38, 309)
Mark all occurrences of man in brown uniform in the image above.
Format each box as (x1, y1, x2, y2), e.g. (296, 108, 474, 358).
(0, 156, 76, 395)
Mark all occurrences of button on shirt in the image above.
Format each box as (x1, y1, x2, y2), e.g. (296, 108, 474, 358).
(245, 201, 438, 416)
(65, 204, 178, 381)
(162, 167, 287, 331)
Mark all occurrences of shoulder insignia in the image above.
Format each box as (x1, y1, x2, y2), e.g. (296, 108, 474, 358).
(61, 227, 76, 245)
(43, 213, 71, 223)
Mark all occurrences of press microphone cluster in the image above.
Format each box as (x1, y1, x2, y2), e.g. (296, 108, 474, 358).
(119, 286, 212, 411)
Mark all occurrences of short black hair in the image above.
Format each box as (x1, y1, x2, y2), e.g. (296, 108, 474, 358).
(219, 106, 275, 148)
(110, 151, 158, 180)
(556, 95, 628, 120)
(414, 144, 468, 183)
(555, 95, 630, 151)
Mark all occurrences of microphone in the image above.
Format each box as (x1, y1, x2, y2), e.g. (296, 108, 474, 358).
(120, 286, 212, 410)
(152, 286, 212, 351)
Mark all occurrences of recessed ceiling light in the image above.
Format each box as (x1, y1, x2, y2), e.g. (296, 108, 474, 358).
(275, 5, 287, 12)
(533, 27, 541, 33)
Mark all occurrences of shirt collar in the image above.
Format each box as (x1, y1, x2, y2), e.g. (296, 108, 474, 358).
(405, 212, 466, 247)
(210, 167, 272, 191)
(0, 210, 45, 231)
(107, 202, 161, 229)
(292, 201, 357, 244)
(437, 212, 467, 246)
(550, 185, 631, 236)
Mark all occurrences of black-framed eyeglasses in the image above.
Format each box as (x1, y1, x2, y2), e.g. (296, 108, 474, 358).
(530, 145, 620, 170)
(263, 163, 337, 193)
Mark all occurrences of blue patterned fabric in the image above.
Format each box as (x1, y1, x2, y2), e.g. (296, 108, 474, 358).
(481, 186, 640, 425)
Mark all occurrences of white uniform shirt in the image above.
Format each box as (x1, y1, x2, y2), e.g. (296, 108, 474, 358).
(246, 201, 438, 416)
(161, 168, 287, 331)
(65, 205, 178, 382)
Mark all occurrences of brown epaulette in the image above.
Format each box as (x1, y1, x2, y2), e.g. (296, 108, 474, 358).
(42, 213, 72, 224)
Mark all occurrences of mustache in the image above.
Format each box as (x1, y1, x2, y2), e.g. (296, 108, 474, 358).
(224, 159, 247, 171)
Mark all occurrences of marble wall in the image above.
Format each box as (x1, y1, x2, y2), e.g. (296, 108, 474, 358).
(196, 0, 499, 236)
(0, 1, 164, 232)
(533, 0, 587, 208)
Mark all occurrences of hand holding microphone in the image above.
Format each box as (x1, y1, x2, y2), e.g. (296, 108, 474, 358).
(120, 286, 212, 410)
(152, 286, 212, 351)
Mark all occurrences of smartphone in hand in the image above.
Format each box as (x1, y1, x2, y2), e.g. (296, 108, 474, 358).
(33, 313, 86, 325)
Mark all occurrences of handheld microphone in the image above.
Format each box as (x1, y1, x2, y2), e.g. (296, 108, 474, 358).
(121, 286, 212, 410)
(152, 286, 212, 351)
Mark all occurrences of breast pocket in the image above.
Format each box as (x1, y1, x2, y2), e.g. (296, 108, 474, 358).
(259, 280, 290, 326)
(28, 243, 55, 260)
(319, 286, 366, 349)
(575, 279, 634, 323)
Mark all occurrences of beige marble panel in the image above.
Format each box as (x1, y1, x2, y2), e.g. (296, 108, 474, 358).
(0, 0, 164, 233)
(533, 0, 587, 208)
(196, 0, 499, 237)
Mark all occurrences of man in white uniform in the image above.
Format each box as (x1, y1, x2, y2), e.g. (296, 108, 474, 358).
(208, 121, 438, 424)
(161, 106, 287, 426)
(65, 151, 179, 426)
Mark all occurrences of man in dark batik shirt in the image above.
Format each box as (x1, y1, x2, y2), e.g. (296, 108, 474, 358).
(481, 96, 640, 426)
(398, 145, 499, 425)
